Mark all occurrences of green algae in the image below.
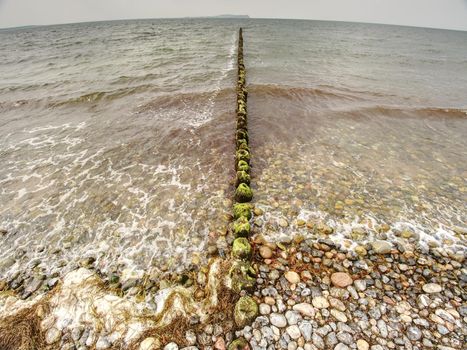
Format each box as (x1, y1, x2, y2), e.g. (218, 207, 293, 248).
(233, 203, 252, 220)
(235, 183, 253, 203)
(232, 237, 252, 260)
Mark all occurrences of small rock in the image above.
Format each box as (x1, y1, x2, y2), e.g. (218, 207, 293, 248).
(270, 313, 287, 328)
(330, 272, 353, 288)
(293, 303, 315, 317)
(259, 303, 271, 315)
(371, 241, 392, 254)
(139, 337, 159, 350)
(406, 326, 422, 341)
(422, 283, 442, 294)
(96, 337, 111, 350)
(284, 271, 300, 284)
(214, 337, 226, 350)
(286, 325, 301, 340)
(331, 309, 348, 322)
(356, 339, 369, 350)
(259, 246, 273, 259)
(45, 328, 61, 345)
(312, 296, 330, 309)
(164, 342, 179, 350)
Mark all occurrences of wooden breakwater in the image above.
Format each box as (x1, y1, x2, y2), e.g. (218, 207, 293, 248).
(229, 28, 259, 350)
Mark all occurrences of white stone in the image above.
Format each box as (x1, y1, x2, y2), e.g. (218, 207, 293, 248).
(331, 309, 348, 322)
(422, 283, 442, 294)
(270, 313, 287, 328)
(293, 303, 315, 317)
(312, 296, 329, 309)
(45, 327, 61, 345)
(356, 339, 369, 350)
(286, 325, 301, 340)
(139, 338, 158, 350)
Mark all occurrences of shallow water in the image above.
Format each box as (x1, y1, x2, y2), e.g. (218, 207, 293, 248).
(0, 19, 466, 286)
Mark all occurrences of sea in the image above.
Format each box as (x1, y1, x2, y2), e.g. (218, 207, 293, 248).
(0, 18, 466, 286)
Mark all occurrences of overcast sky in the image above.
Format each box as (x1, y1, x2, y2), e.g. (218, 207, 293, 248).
(1, 0, 466, 31)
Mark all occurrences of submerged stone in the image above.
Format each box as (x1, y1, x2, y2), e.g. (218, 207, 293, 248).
(233, 203, 252, 220)
(233, 216, 251, 237)
(234, 296, 258, 327)
(228, 338, 250, 350)
(232, 237, 252, 260)
(235, 183, 253, 203)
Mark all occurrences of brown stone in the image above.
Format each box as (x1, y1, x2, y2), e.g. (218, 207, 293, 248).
(330, 272, 353, 288)
(259, 246, 273, 259)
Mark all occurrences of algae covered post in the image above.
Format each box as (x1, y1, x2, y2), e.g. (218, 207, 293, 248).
(229, 28, 259, 350)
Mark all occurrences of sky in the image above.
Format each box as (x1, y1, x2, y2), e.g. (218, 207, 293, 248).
(0, 0, 466, 31)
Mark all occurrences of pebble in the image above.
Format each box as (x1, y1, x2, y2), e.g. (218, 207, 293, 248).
(406, 326, 422, 341)
(293, 303, 315, 317)
(422, 283, 442, 293)
(270, 313, 287, 328)
(259, 246, 273, 259)
(139, 337, 159, 350)
(45, 328, 61, 345)
(356, 339, 369, 350)
(312, 296, 330, 309)
(286, 325, 301, 339)
(371, 241, 392, 254)
(331, 309, 348, 322)
(330, 272, 353, 288)
(96, 337, 111, 349)
(164, 342, 179, 350)
(284, 271, 300, 284)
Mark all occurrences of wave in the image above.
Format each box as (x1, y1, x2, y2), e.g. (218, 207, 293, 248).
(248, 84, 391, 102)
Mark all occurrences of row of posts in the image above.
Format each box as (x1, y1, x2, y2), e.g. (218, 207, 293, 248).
(229, 28, 259, 350)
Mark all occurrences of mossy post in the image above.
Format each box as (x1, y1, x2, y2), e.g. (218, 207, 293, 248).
(230, 28, 257, 348)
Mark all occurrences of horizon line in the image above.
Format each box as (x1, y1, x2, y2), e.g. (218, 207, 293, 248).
(1, 16, 466, 33)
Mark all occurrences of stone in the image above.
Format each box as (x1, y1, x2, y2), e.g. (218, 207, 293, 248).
(330, 272, 352, 288)
(278, 218, 289, 228)
(286, 325, 301, 340)
(284, 271, 300, 284)
(45, 328, 61, 345)
(422, 283, 442, 294)
(164, 343, 178, 350)
(270, 313, 287, 328)
(214, 337, 226, 350)
(228, 338, 250, 350)
(312, 296, 330, 309)
(331, 309, 348, 322)
(356, 339, 369, 350)
(285, 310, 300, 325)
(259, 303, 271, 315)
(232, 238, 252, 260)
(371, 241, 392, 254)
(293, 303, 315, 317)
(406, 326, 422, 341)
(354, 279, 366, 291)
(259, 246, 273, 259)
(312, 333, 325, 349)
(234, 296, 258, 327)
(299, 321, 312, 341)
(334, 343, 350, 350)
(96, 337, 111, 349)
